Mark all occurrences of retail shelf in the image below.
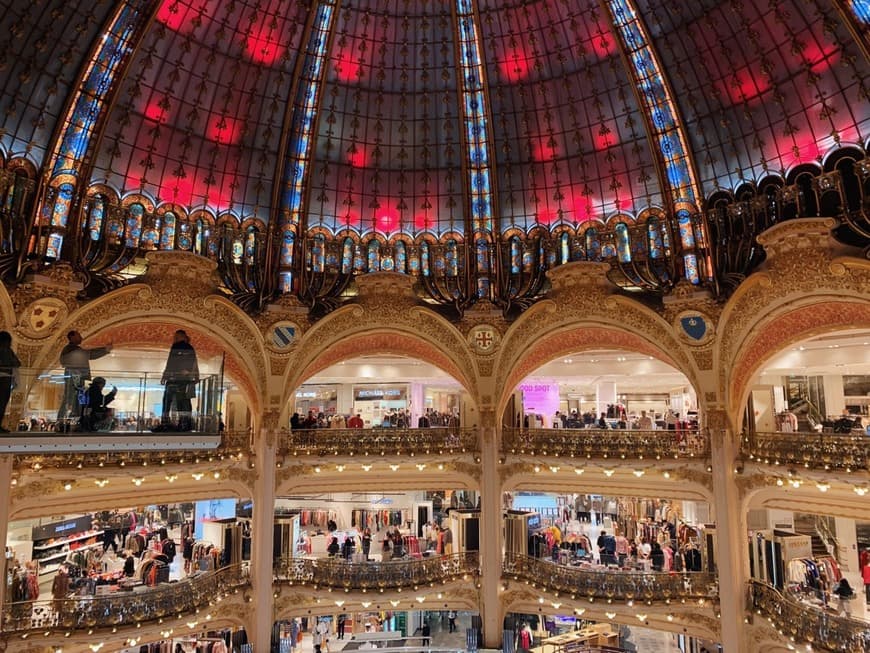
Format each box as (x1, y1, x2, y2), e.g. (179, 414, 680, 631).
(34, 530, 104, 551)
(35, 541, 104, 564)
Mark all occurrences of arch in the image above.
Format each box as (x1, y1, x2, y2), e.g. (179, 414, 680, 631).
(495, 304, 698, 420)
(28, 287, 268, 418)
(727, 300, 870, 421)
(284, 307, 479, 415)
(11, 481, 253, 521)
(0, 279, 15, 330)
(743, 486, 870, 523)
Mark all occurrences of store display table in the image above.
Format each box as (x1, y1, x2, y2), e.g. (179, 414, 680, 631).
(541, 625, 618, 653)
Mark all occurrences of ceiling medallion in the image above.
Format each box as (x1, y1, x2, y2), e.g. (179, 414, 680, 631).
(675, 311, 714, 346)
(467, 324, 500, 354)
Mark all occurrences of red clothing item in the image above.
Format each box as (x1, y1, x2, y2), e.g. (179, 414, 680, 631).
(863, 565, 870, 585)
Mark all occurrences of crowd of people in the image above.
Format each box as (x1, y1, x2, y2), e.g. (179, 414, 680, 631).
(290, 408, 460, 430)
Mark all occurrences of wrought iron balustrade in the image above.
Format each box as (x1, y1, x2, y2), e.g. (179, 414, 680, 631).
(273, 552, 479, 591)
(11, 429, 250, 471)
(501, 428, 707, 461)
(748, 580, 870, 652)
(503, 553, 718, 603)
(279, 427, 478, 457)
(741, 431, 870, 472)
(1, 564, 249, 634)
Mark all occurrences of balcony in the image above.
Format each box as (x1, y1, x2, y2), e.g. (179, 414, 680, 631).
(278, 427, 479, 458)
(742, 431, 869, 472)
(748, 580, 870, 652)
(504, 554, 718, 603)
(501, 428, 708, 462)
(1, 564, 249, 635)
(11, 430, 250, 472)
(273, 552, 479, 591)
(4, 370, 226, 454)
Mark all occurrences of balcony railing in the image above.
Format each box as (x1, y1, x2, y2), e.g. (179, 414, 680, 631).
(504, 553, 718, 602)
(279, 427, 478, 457)
(748, 580, 870, 652)
(741, 431, 870, 472)
(3, 368, 228, 453)
(11, 430, 251, 471)
(273, 552, 479, 591)
(502, 428, 707, 461)
(1, 564, 249, 634)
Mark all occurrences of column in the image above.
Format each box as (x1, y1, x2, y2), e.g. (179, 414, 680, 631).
(478, 407, 502, 648)
(251, 414, 278, 650)
(708, 408, 747, 653)
(595, 381, 616, 417)
(0, 456, 12, 630)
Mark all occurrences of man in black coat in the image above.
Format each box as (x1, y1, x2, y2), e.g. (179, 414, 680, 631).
(160, 330, 199, 431)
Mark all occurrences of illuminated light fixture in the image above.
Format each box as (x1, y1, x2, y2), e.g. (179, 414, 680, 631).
(314, 467, 321, 473)
(574, 468, 584, 475)
(776, 478, 784, 486)
(603, 469, 615, 477)
(538, 597, 544, 604)
(533, 465, 541, 473)
(636, 614, 647, 622)
(165, 474, 178, 483)
(666, 614, 674, 622)
(63, 482, 73, 491)
(335, 600, 345, 607)
(336, 465, 345, 472)
(389, 464, 400, 471)
(89, 646, 104, 652)
(437, 464, 444, 470)
(213, 471, 221, 480)
(551, 602, 561, 609)
(131, 477, 144, 486)
(853, 486, 868, 496)
(191, 473, 204, 481)
(416, 596, 425, 603)
(574, 608, 585, 616)
(390, 600, 400, 607)
(361, 601, 371, 608)
(361, 464, 372, 472)
(663, 471, 671, 479)
(549, 466, 560, 473)
(416, 464, 427, 471)
(816, 482, 830, 493)
(187, 621, 198, 629)
(789, 479, 801, 488)
(605, 612, 616, 620)
(437, 593, 442, 599)
(633, 469, 645, 477)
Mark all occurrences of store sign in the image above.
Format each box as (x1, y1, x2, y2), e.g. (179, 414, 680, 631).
(353, 386, 407, 401)
(519, 383, 559, 418)
(32, 515, 94, 541)
(526, 513, 542, 530)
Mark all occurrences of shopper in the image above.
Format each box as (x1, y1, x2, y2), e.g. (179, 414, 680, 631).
(57, 330, 112, 424)
(448, 610, 457, 633)
(863, 561, 870, 603)
(159, 329, 199, 431)
(327, 537, 340, 557)
(833, 578, 856, 617)
(337, 614, 346, 639)
(0, 331, 20, 433)
(421, 621, 430, 646)
(361, 527, 372, 559)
